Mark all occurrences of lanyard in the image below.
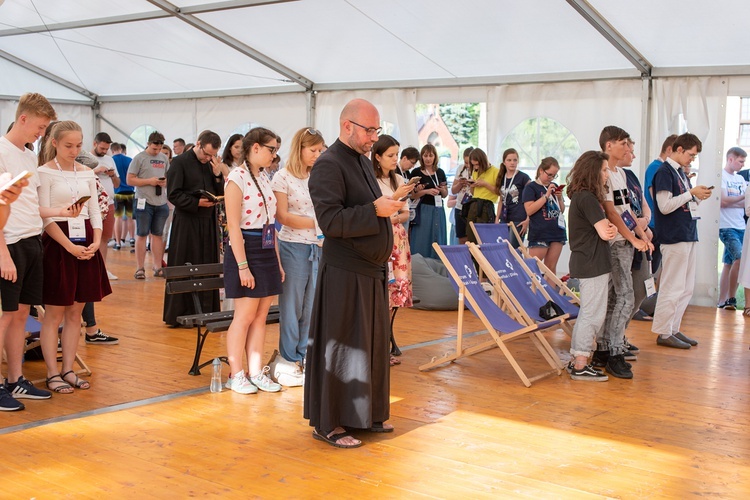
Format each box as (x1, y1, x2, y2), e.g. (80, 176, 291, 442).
(503, 170, 519, 201)
(248, 168, 270, 224)
(54, 158, 79, 203)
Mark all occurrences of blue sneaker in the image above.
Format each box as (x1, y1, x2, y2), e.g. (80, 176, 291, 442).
(5, 376, 51, 400)
(0, 385, 24, 411)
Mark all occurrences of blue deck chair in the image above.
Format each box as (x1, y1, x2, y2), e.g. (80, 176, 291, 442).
(469, 242, 575, 336)
(421, 243, 562, 387)
(470, 222, 530, 258)
(523, 258, 580, 311)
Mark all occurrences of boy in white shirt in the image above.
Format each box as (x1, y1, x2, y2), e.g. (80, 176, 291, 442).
(0, 93, 57, 411)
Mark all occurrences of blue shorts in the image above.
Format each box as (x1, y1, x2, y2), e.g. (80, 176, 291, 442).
(135, 202, 169, 237)
(719, 228, 744, 264)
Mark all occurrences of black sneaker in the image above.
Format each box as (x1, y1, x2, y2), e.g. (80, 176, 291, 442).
(85, 330, 119, 345)
(606, 354, 633, 379)
(623, 350, 637, 361)
(5, 376, 51, 400)
(591, 350, 609, 368)
(0, 385, 24, 411)
(724, 298, 737, 311)
(569, 364, 609, 382)
(624, 340, 639, 353)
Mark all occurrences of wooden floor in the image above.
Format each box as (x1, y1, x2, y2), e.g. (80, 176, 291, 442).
(1, 246, 749, 499)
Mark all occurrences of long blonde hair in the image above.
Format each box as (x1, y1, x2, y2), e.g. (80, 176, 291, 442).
(39, 120, 82, 165)
(286, 128, 325, 179)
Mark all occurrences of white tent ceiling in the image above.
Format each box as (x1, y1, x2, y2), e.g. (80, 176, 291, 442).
(1, 0, 749, 103)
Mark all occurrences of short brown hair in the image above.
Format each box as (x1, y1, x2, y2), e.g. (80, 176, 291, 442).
(672, 133, 702, 153)
(660, 134, 678, 155)
(16, 93, 57, 121)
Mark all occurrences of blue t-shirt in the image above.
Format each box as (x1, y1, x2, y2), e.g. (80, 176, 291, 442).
(113, 154, 134, 194)
(643, 158, 662, 228)
(498, 171, 531, 224)
(521, 181, 566, 243)
(652, 161, 697, 244)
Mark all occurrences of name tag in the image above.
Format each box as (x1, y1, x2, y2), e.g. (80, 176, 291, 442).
(434, 195, 443, 207)
(621, 210, 637, 231)
(644, 277, 657, 297)
(557, 212, 566, 230)
(68, 217, 86, 243)
(261, 223, 276, 249)
(688, 201, 700, 220)
(136, 198, 146, 210)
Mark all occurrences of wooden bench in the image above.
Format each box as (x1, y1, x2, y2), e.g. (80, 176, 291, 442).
(164, 262, 279, 375)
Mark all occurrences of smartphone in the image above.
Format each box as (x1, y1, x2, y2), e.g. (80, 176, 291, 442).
(555, 184, 566, 191)
(0, 170, 33, 192)
(73, 195, 91, 205)
(158, 177, 166, 181)
(406, 176, 421, 186)
(707, 185, 714, 190)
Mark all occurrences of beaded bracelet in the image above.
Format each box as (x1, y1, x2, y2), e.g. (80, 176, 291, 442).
(373, 201, 378, 216)
(237, 260, 248, 267)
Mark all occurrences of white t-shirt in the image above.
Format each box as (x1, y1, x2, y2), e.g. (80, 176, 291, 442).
(226, 166, 276, 231)
(720, 169, 747, 229)
(604, 166, 632, 243)
(271, 168, 318, 245)
(0, 136, 43, 244)
(37, 164, 102, 230)
(93, 153, 118, 202)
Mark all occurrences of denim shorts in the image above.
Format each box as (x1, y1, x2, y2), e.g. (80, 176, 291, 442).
(134, 202, 169, 237)
(719, 228, 744, 264)
(528, 240, 566, 249)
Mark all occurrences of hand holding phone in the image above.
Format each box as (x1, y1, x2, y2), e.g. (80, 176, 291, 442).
(72, 195, 91, 206)
(555, 184, 566, 192)
(406, 176, 421, 186)
(0, 171, 32, 192)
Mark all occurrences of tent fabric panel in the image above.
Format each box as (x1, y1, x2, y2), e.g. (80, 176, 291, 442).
(0, 0, 156, 29)
(0, 58, 91, 102)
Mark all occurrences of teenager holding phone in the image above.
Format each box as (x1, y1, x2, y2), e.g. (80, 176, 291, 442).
(522, 157, 567, 276)
(37, 121, 111, 393)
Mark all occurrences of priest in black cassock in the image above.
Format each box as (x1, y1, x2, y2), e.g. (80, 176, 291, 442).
(304, 99, 406, 448)
(162, 130, 224, 326)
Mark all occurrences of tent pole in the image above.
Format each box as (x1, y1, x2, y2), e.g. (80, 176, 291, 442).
(307, 90, 317, 128)
(640, 76, 653, 181)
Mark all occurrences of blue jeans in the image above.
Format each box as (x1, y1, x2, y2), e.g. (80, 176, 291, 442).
(278, 239, 320, 363)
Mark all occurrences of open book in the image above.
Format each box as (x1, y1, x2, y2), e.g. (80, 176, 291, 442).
(194, 190, 224, 203)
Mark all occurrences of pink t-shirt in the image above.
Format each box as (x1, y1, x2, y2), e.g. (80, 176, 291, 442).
(271, 169, 318, 245)
(226, 166, 276, 230)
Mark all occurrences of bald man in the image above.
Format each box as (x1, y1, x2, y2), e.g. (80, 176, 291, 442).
(304, 99, 404, 448)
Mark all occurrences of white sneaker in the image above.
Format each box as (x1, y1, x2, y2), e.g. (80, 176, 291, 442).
(250, 366, 282, 392)
(226, 371, 257, 394)
(267, 349, 304, 387)
(107, 270, 118, 280)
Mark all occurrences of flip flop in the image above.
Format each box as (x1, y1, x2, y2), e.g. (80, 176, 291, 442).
(312, 429, 363, 449)
(389, 355, 401, 366)
(61, 370, 90, 390)
(368, 422, 394, 433)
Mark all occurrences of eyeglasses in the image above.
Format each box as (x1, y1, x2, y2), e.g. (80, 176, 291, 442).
(305, 128, 321, 136)
(544, 171, 558, 179)
(349, 120, 382, 136)
(262, 144, 279, 155)
(199, 146, 217, 161)
(686, 152, 698, 159)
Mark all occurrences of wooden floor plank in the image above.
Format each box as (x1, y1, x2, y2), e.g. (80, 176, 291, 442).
(1, 248, 749, 498)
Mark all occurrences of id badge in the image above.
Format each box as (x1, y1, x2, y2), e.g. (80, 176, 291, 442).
(434, 195, 443, 207)
(68, 217, 86, 243)
(136, 198, 146, 211)
(261, 223, 276, 249)
(644, 277, 657, 297)
(460, 192, 473, 206)
(688, 201, 700, 220)
(557, 212, 566, 229)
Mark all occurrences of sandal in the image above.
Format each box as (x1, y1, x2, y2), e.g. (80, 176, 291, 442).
(61, 370, 90, 390)
(367, 422, 394, 433)
(389, 355, 401, 366)
(153, 268, 165, 278)
(312, 428, 363, 449)
(46, 374, 74, 394)
(134, 268, 146, 280)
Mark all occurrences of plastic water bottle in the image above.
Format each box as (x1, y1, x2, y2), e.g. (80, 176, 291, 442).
(210, 358, 223, 393)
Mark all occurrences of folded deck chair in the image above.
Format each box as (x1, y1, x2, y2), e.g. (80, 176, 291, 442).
(523, 258, 580, 309)
(421, 243, 562, 387)
(24, 311, 91, 385)
(470, 222, 530, 258)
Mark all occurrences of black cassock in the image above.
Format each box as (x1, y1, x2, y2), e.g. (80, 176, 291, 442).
(162, 149, 223, 325)
(304, 139, 393, 433)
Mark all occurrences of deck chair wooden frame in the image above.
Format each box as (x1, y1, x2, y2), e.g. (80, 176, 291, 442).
(420, 243, 562, 387)
(470, 221, 530, 258)
(23, 308, 92, 385)
(468, 241, 574, 337)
